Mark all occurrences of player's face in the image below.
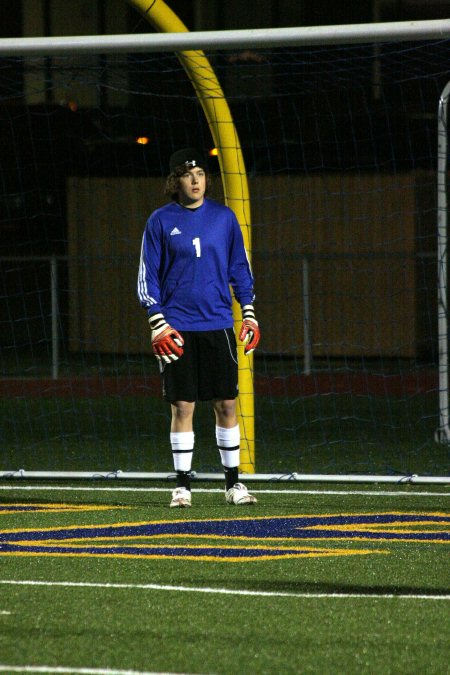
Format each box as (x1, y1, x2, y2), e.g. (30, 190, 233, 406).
(178, 167, 206, 208)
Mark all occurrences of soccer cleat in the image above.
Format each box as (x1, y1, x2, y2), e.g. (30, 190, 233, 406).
(170, 487, 192, 508)
(225, 482, 257, 505)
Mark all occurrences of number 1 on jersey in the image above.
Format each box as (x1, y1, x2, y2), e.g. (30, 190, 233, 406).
(192, 237, 201, 258)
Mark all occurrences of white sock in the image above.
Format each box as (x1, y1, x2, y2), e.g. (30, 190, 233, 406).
(170, 431, 194, 472)
(216, 424, 240, 468)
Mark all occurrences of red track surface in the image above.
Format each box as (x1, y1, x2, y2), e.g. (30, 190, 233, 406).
(0, 372, 438, 398)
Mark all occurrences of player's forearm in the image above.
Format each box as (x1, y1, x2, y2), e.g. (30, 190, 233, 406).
(137, 261, 162, 313)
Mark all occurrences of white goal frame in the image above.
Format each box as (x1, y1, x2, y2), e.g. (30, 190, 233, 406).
(1, 19, 449, 484)
(436, 80, 450, 446)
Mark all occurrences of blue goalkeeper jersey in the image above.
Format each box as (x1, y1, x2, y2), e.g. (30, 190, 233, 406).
(137, 198, 255, 331)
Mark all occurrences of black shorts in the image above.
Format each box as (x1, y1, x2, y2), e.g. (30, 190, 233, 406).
(161, 328, 238, 402)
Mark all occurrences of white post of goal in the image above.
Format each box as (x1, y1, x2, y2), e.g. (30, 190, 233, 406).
(436, 80, 450, 442)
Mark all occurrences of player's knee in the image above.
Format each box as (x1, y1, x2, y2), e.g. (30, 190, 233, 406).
(214, 399, 237, 423)
(171, 401, 195, 423)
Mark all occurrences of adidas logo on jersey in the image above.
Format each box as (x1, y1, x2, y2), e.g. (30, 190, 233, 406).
(170, 227, 182, 236)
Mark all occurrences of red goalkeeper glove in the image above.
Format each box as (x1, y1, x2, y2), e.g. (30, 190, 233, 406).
(149, 313, 184, 363)
(239, 305, 260, 355)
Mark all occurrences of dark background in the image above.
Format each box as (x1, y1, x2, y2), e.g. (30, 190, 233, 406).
(0, 0, 449, 361)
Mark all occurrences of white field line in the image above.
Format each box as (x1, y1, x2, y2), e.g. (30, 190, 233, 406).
(0, 667, 179, 674)
(0, 485, 448, 497)
(0, 579, 448, 601)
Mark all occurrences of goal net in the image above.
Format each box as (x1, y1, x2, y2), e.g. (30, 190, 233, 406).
(1, 24, 449, 480)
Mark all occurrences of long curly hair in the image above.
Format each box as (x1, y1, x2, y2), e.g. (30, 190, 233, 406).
(164, 167, 211, 202)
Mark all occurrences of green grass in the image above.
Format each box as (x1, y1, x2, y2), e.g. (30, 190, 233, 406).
(0, 483, 448, 674)
(2, 349, 445, 476)
(1, 393, 448, 476)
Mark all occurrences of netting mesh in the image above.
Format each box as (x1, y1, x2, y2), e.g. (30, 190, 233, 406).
(1, 37, 449, 476)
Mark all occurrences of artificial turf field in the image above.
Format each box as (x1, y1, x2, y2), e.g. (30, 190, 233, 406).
(0, 481, 449, 674)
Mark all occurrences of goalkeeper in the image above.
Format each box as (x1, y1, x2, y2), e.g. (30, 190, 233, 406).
(137, 147, 260, 508)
